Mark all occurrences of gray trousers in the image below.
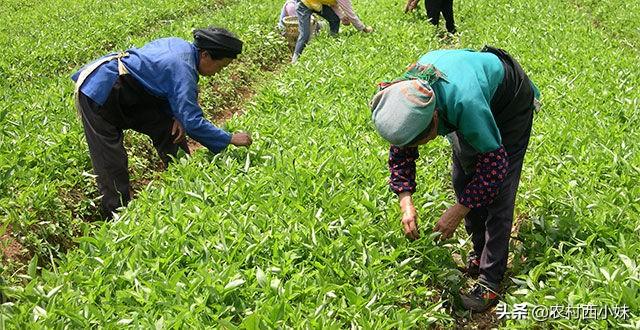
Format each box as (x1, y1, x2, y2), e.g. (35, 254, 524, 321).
(77, 76, 188, 218)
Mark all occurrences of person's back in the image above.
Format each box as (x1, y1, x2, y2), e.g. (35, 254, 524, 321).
(73, 38, 197, 106)
(418, 49, 505, 117)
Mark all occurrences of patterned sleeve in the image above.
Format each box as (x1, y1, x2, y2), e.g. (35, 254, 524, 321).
(458, 145, 509, 209)
(388, 145, 419, 194)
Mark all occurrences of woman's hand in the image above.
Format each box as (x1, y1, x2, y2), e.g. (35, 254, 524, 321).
(399, 192, 419, 240)
(433, 203, 470, 240)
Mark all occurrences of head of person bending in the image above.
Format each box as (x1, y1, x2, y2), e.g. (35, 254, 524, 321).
(193, 27, 243, 76)
(371, 79, 439, 147)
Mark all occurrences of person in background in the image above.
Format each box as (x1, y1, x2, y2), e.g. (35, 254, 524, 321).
(292, 0, 340, 63)
(278, 0, 298, 30)
(278, 0, 324, 34)
(72, 27, 253, 218)
(404, 0, 456, 35)
(370, 46, 540, 312)
(425, 0, 456, 34)
(331, 0, 373, 33)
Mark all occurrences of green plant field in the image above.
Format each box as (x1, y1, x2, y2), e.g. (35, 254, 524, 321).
(0, 0, 288, 271)
(1, 0, 639, 328)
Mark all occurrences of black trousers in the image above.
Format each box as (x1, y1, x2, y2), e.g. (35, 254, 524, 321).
(425, 0, 456, 33)
(77, 75, 189, 218)
(452, 47, 535, 288)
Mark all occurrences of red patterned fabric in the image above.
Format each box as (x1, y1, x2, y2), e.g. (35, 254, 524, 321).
(388, 144, 509, 208)
(388, 145, 418, 194)
(458, 145, 509, 209)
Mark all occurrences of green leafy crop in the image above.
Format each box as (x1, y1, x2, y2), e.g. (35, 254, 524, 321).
(1, 0, 638, 328)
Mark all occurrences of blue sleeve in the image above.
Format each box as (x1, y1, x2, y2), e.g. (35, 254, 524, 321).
(166, 60, 232, 154)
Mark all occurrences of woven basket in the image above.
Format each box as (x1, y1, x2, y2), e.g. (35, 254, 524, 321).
(283, 15, 318, 50)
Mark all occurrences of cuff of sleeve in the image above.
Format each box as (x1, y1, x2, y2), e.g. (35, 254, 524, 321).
(390, 183, 416, 195)
(218, 131, 233, 151)
(457, 196, 478, 209)
(224, 131, 232, 144)
(200, 131, 233, 154)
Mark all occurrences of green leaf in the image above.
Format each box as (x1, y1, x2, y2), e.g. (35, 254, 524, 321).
(600, 267, 611, 282)
(244, 152, 251, 172)
(155, 316, 165, 330)
(32, 306, 47, 322)
(365, 293, 378, 308)
(27, 256, 38, 278)
(256, 267, 267, 287)
(117, 319, 134, 325)
(270, 278, 281, 291)
(46, 285, 63, 299)
(399, 257, 414, 267)
(224, 278, 245, 291)
(241, 313, 260, 330)
(218, 318, 238, 330)
(619, 254, 636, 271)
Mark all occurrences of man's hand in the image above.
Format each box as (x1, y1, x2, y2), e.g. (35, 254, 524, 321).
(230, 132, 253, 147)
(171, 119, 186, 144)
(433, 203, 470, 240)
(399, 192, 419, 240)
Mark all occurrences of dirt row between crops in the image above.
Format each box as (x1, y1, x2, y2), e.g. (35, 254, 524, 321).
(1, 226, 29, 268)
(187, 78, 256, 152)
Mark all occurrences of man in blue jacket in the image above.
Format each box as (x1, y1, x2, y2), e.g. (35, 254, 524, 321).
(72, 27, 253, 218)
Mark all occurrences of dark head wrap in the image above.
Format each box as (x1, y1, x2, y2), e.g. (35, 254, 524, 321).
(193, 27, 243, 59)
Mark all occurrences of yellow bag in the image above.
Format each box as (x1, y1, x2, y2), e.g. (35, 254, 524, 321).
(302, 0, 336, 12)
